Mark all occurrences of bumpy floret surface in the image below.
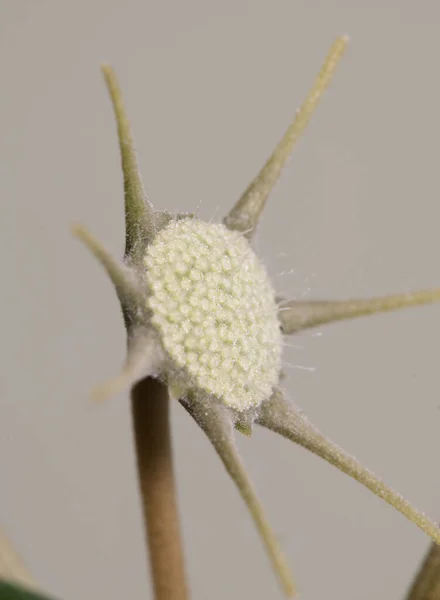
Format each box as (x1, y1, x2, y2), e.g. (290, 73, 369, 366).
(144, 218, 281, 411)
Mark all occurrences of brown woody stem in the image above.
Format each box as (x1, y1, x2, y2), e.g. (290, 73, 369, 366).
(131, 377, 189, 600)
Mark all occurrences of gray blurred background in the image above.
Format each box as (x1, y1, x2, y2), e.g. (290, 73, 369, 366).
(2, 2, 440, 599)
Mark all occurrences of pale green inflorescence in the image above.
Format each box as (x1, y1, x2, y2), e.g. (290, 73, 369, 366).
(144, 218, 282, 411)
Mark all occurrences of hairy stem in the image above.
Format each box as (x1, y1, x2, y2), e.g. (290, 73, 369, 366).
(131, 377, 189, 600)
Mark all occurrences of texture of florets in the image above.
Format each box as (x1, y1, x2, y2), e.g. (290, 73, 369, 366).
(144, 218, 282, 411)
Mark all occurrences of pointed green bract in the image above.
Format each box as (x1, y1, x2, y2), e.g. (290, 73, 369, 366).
(278, 289, 440, 334)
(71, 223, 142, 316)
(181, 395, 295, 597)
(91, 327, 164, 403)
(257, 390, 440, 545)
(101, 64, 155, 263)
(223, 35, 349, 239)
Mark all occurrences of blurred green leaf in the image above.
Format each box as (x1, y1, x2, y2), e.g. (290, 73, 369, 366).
(0, 580, 58, 600)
